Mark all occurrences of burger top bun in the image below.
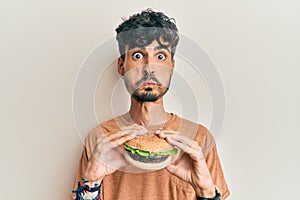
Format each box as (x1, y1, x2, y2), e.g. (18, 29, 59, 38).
(124, 132, 173, 152)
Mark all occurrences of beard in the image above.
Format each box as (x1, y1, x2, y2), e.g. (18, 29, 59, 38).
(124, 69, 173, 102)
(131, 85, 169, 102)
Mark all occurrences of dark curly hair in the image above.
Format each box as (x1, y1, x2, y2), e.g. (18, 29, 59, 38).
(115, 9, 179, 61)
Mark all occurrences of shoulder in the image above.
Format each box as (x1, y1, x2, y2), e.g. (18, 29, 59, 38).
(86, 115, 126, 138)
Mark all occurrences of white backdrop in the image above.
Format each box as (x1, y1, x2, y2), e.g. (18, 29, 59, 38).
(1, 0, 299, 199)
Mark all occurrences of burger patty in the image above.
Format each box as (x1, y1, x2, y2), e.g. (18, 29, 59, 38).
(126, 150, 169, 163)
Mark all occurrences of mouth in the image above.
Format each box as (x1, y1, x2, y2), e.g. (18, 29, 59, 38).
(142, 82, 157, 92)
(145, 87, 153, 91)
(143, 82, 157, 86)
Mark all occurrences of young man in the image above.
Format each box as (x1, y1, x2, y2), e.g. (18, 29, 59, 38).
(71, 9, 230, 200)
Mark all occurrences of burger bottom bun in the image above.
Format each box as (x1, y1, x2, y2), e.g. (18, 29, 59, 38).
(123, 152, 172, 171)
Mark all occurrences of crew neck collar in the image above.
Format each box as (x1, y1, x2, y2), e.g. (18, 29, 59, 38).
(115, 112, 177, 129)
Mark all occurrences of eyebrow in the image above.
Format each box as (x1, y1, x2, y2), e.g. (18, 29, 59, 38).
(153, 45, 170, 52)
(127, 45, 171, 53)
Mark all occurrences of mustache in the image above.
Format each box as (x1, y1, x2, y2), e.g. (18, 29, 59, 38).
(134, 72, 161, 87)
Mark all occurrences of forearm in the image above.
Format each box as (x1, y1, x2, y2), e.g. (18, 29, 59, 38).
(72, 178, 102, 200)
(196, 188, 221, 200)
(190, 158, 215, 197)
(82, 156, 106, 182)
(194, 185, 216, 198)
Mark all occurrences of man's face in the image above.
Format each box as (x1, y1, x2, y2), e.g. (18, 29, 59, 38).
(119, 39, 175, 102)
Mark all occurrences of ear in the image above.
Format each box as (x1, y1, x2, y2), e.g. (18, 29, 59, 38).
(117, 57, 124, 76)
(170, 58, 175, 76)
(171, 58, 175, 69)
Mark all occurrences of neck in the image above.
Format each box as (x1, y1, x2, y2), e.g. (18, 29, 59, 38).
(128, 97, 168, 127)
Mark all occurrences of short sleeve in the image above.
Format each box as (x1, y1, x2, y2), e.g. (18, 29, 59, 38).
(205, 143, 230, 199)
(70, 147, 90, 200)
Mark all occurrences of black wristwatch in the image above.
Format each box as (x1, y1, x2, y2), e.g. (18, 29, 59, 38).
(196, 189, 221, 200)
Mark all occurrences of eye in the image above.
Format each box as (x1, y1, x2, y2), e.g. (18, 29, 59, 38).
(132, 52, 143, 60)
(157, 53, 166, 60)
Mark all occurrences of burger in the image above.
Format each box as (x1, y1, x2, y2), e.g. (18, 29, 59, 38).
(123, 132, 179, 170)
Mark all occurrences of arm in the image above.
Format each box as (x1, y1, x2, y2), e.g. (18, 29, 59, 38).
(156, 129, 229, 199)
(70, 123, 148, 200)
(72, 178, 102, 200)
(71, 147, 103, 200)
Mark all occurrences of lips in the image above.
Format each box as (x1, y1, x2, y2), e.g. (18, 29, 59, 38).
(143, 82, 156, 86)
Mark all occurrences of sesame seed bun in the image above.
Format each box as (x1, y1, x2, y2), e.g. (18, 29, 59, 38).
(123, 132, 178, 170)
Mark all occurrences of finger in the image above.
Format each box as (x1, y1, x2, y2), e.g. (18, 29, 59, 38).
(156, 130, 199, 149)
(98, 126, 147, 144)
(110, 132, 138, 147)
(155, 129, 177, 135)
(155, 130, 202, 159)
(101, 133, 137, 153)
(168, 134, 199, 149)
(165, 137, 203, 161)
(97, 123, 144, 139)
(94, 137, 117, 154)
(104, 130, 132, 141)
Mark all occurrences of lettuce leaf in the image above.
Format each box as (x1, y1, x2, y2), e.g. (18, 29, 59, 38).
(124, 144, 178, 157)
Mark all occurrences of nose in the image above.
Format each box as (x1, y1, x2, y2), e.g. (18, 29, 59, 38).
(143, 55, 156, 75)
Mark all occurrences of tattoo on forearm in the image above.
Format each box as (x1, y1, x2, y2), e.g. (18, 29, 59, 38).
(72, 179, 101, 200)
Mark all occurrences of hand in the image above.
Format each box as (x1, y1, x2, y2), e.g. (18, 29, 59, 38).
(156, 129, 216, 198)
(83, 124, 147, 182)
